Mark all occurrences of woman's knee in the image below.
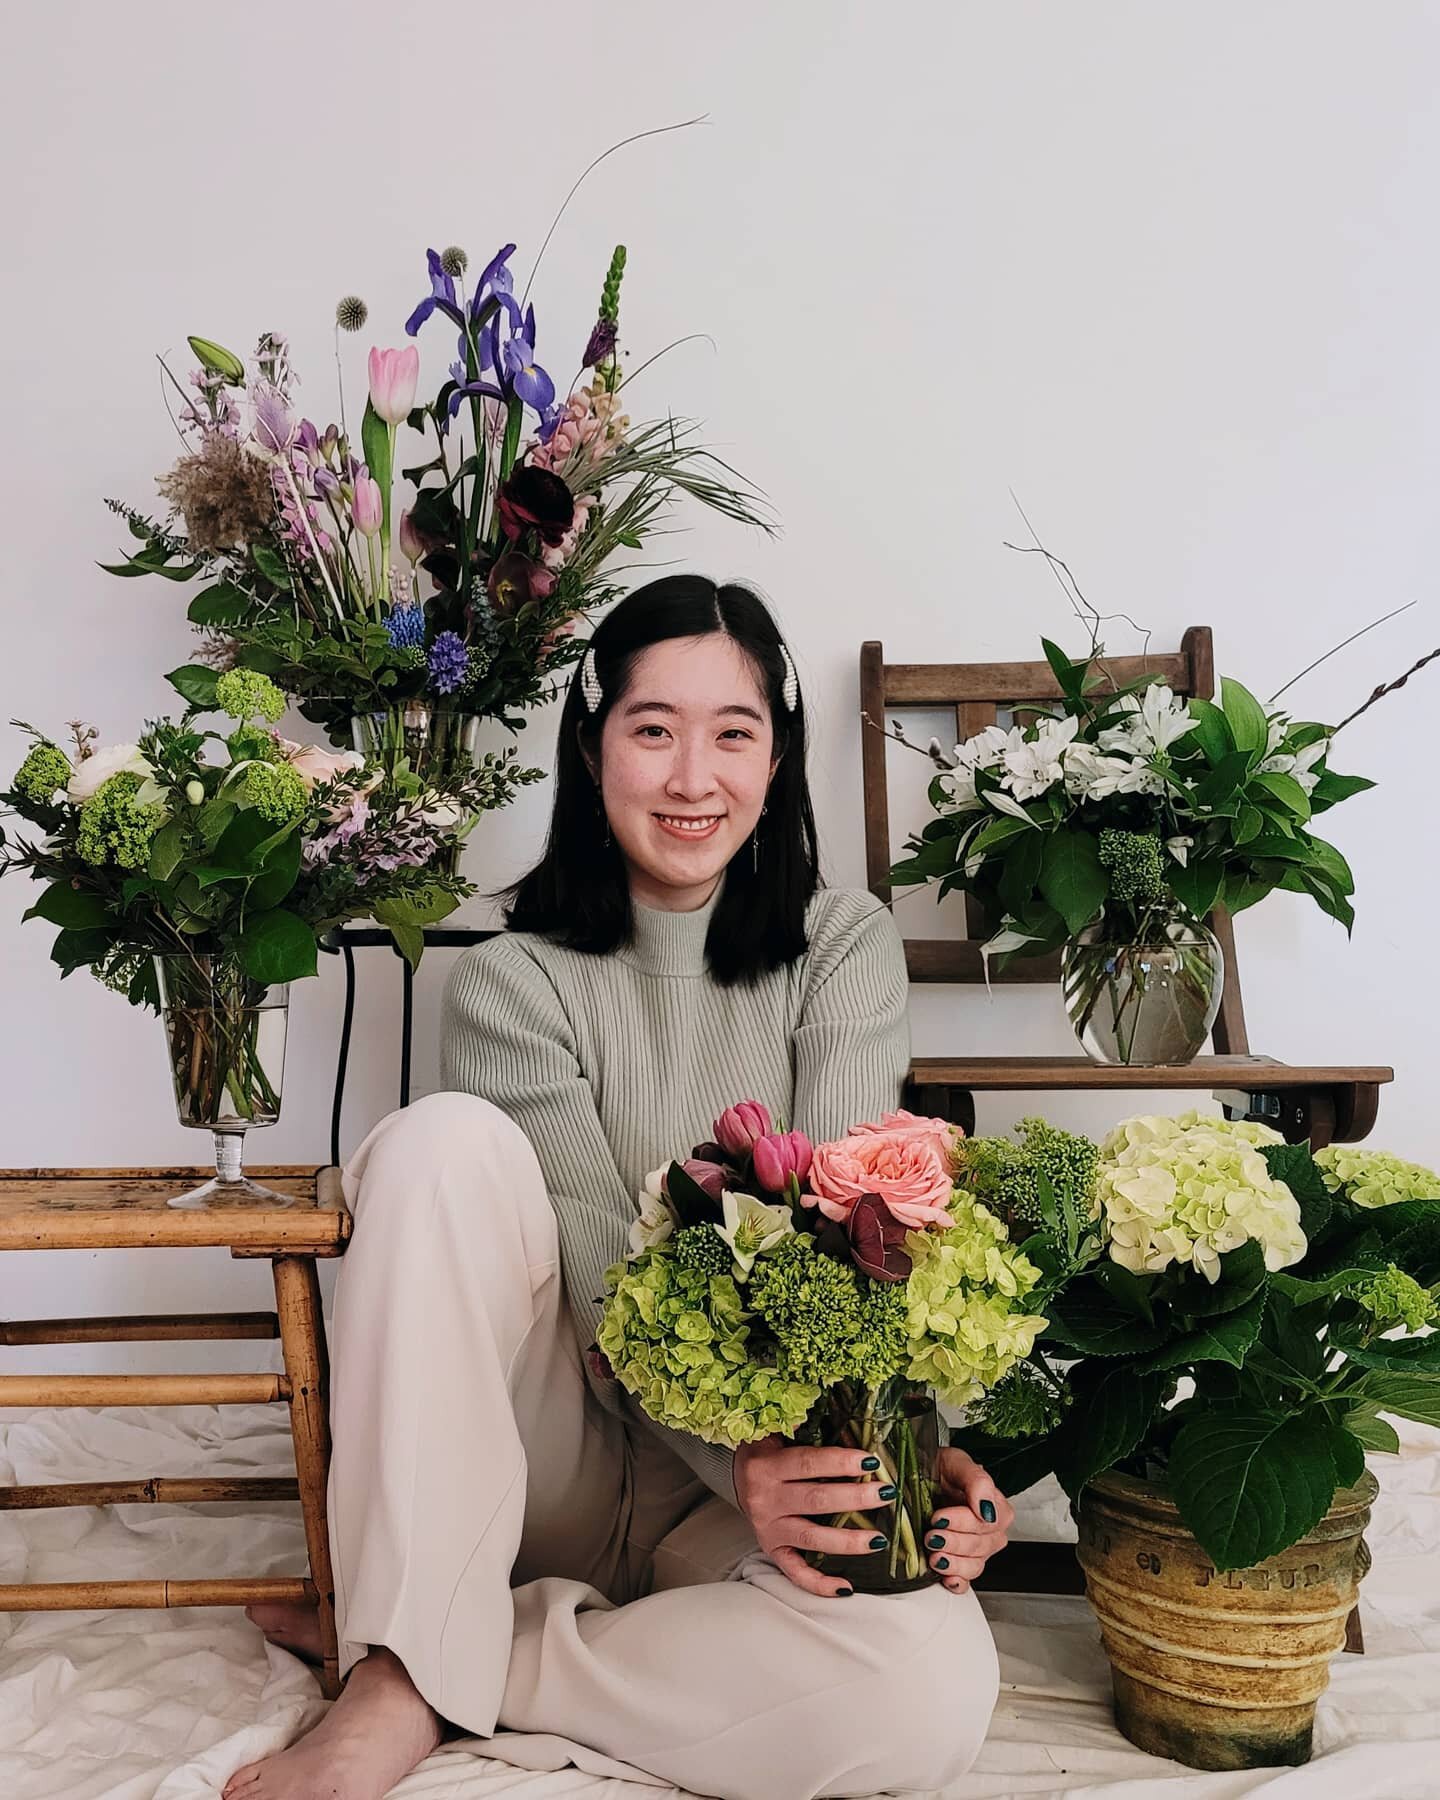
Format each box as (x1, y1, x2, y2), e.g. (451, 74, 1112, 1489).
(343, 1091, 545, 1229)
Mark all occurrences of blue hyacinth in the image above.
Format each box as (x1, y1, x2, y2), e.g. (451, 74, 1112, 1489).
(427, 630, 470, 695)
(385, 602, 426, 652)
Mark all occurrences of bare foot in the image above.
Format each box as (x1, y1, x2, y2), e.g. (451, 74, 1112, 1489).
(245, 1600, 324, 1666)
(222, 1646, 442, 1800)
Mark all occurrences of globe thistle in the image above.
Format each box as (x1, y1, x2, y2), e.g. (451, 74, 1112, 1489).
(242, 759, 307, 825)
(215, 669, 285, 724)
(76, 773, 166, 869)
(334, 295, 369, 333)
(1099, 828, 1167, 904)
(11, 741, 70, 805)
(440, 246, 469, 278)
(427, 630, 470, 696)
(674, 1224, 733, 1276)
(1352, 1265, 1436, 1334)
(967, 1362, 1068, 1439)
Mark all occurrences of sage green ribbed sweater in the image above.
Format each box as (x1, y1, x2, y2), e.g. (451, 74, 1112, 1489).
(440, 877, 911, 1508)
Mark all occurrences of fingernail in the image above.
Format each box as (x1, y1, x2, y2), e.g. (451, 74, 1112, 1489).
(861, 1455, 880, 1471)
(926, 1533, 945, 1549)
(836, 1586, 854, 1597)
(869, 1534, 888, 1550)
(936, 1556, 950, 1570)
(878, 1484, 897, 1501)
(934, 1517, 951, 1530)
(980, 1500, 997, 1524)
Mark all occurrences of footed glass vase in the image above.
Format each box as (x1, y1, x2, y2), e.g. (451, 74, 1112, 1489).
(1060, 912, 1224, 1066)
(154, 955, 293, 1209)
(804, 1377, 941, 1595)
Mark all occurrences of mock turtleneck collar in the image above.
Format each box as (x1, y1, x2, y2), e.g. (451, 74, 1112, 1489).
(620, 876, 726, 977)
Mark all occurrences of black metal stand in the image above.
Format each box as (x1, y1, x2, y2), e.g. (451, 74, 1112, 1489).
(318, 926, 499, 1166)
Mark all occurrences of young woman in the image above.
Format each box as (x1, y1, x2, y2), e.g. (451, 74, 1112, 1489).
(225, 577, 1013, 1800)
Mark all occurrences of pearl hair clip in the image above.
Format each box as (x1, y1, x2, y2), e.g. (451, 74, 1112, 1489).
(579, 640, 798, 714)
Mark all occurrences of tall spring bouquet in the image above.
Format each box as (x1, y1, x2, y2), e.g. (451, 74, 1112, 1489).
(105, 238, 771, 749)
(596, 1102, 1049, 1591)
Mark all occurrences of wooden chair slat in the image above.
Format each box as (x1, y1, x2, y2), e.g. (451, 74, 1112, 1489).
(2, 1313, 280, 1345)
(0, 1477, 299, 1508)
(0, 1577, 315, 1610)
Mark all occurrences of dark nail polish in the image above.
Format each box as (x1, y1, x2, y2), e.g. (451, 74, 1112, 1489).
(836, 1586, 854, 1597)
(869, 1534, 888, 1550)
(878, 1484, 897, 1501)
(926, 1533, 945, 1550)
(933, 1517, 951, 1530)
(936, 1556, 950, 1570)
(980, 1500, 997, 1524)
(861, 1455, 880, 1471)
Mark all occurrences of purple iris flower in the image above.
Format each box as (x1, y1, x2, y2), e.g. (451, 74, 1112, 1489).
(405, 248, 465, 338)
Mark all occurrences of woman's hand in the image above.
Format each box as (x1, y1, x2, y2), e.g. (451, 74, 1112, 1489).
(734, 1436, 897, 1597)
(922, 1446, 1014, 1594)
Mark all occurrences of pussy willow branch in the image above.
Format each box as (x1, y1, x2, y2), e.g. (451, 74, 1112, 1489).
(1333, 641, 1440, 733)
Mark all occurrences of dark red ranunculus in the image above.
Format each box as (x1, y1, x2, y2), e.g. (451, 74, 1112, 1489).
(486, 550, 558, 615)
(496, 464, 575, 546)
(847, 1191, 913, 1284)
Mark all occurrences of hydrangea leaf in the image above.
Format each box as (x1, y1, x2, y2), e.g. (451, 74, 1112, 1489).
(1168, 1406, 1345, 1570)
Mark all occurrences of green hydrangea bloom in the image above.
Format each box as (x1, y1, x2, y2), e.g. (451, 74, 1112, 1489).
(242, 760, 307, 824)
(75, 773, 165, 869)
(1098, 828, 1167, 903)
(597, 1247, 818, 1448)
(902, 1196, 1048, 1406)
(215, 669, 285, 724)
(748, 1235, 906, 1388)
(1316, 1146, 1440, 1209)
(968, 1361, 1069, 1438)
(673, 1224, 733, 1275)
(1352, 1265, 1436, 1333)
(12, 741, 70, 804)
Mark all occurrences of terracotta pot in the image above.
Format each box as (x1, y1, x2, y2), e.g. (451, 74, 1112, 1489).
(1076, 1468, 1377, 1770)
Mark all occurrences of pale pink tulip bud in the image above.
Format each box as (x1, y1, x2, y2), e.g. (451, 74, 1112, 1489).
(713, 1101, 774, 1159)
(752, 1130, 814, 1196)
(367, 345, 420, 426)
(353, 475, 383, 537)
(398, 508, 424, 563)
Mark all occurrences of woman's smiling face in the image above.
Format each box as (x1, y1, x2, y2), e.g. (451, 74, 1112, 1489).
(587, 634, 778, 912)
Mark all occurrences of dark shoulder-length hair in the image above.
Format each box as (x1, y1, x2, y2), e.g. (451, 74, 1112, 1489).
(500, 574, 821, 985)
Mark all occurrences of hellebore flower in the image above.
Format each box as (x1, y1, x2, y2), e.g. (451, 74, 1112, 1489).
(485, 550, 557, 615)
(677, 1158, 730, 1201)
(846, 1192, 914, 1284)
(496, 465, 575, 547)
(352, 474, 383, 537)
(368, 346, 420, 426)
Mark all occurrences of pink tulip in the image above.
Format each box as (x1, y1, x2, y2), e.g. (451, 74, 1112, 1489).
(398, 508, 424, 563)
(367, 345, 420, 426)
(352, 474, 383, 537)
(752, 1130, 813, 1195)
(713, 1101, 773, 1159)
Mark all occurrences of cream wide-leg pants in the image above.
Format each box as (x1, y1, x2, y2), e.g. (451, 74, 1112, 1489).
(325, 1092, 999, 1800)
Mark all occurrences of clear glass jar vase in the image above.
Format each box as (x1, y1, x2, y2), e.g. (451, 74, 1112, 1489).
(804, 1377, 942, 1595)
(349, 701, 483, 782)
(1060, 913, 1224, 1066)
(154, 955, 293, 1208)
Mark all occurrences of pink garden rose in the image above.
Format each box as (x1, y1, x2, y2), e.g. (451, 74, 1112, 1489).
(805, 1131, 955, 1229)
(850, 1109, 961, 1170)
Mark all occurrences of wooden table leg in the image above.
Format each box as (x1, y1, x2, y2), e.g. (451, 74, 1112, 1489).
(272, 1256, 341, 1699)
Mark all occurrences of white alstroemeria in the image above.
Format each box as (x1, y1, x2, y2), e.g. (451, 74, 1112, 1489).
(629, 1166, 679, 1255)
(715, 1189, 794, 1278)
(999, 715, 1080, 801)
(1165, 835, 1194, 868)
(1062, 741, 1167, 800)
(1259, 737, 1328, 795)
(936, 724, 1010, 813)
(67, 743, 155, 804)
(978, 917, 1047, 994)
(985, 789, 1041, 823)
(1097, 685, 1194, 758)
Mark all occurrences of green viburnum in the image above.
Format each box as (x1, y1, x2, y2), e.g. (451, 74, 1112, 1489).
(673, 1224, 733, 1276)
(903, 1196, 1048, 1406)
(242, 760, 307, 825)
(968, 1361, 1069, 1439)
(1098, 828, 1167, 904)
(597, 1248, 818, 1448)
(747, 1235, 907, 1388)
(215, 669, 285, 724)
(11, 741, 70, 804)
(1352, 1265, 1437, 1333)
(227, 724, 280, 764)
(75, 773, 166, 869)
(1315, 1146, 1440, 1210)
(1096, 1110, 1304, 1282)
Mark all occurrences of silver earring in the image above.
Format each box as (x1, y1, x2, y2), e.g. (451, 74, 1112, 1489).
(752, 802, 766, 874)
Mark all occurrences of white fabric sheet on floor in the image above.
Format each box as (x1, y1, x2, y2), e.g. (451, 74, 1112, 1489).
(1, 1400, 1437, 1800)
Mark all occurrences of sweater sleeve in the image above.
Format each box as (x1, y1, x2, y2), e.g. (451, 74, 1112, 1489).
(791, 890, 912, 1143)
(441, 937, 739, 1509)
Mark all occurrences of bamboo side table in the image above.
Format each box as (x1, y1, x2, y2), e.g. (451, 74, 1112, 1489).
(0, 1167, 350, 1697)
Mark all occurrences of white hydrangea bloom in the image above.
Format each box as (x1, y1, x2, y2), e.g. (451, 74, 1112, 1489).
(1095, 1111, 1304, 1283)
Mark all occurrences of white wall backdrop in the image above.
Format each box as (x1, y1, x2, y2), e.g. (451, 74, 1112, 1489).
(2, 0, 1435, 1367)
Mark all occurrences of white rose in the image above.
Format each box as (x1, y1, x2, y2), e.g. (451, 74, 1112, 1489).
(67, 743, 153, 803)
